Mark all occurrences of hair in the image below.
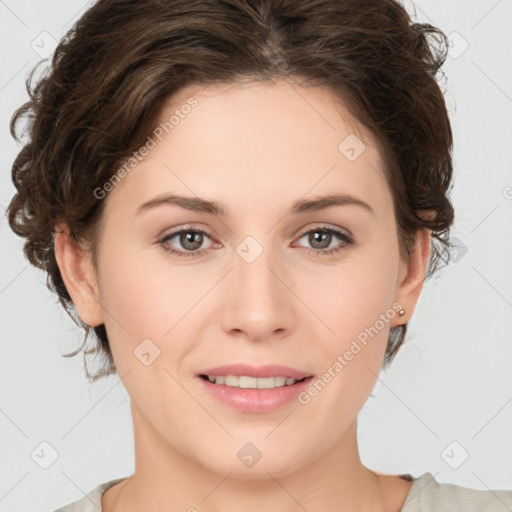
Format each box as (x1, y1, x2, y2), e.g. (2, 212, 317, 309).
(7, 0, 454, 381)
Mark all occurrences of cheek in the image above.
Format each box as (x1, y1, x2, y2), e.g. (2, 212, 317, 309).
(99, 242, 196, 330)
(303, 243, 400, 347)
(298, 240, 400, 404)
(96, 244, 217, 378)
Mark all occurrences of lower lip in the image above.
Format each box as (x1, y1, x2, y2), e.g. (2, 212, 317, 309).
(197, 376, 314, 413)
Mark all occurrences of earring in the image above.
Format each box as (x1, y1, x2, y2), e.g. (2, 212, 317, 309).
(398, 309, 405, 316)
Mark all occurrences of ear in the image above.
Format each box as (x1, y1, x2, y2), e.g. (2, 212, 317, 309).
(392, 228, 432, 327)
(54, 222, 104, 327)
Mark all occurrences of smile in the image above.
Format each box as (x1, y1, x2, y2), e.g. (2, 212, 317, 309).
(199, 375, 305, 388)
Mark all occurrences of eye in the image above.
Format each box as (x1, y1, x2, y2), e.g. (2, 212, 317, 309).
(294, 225, 354, 256)
(158, 227, 215, 258)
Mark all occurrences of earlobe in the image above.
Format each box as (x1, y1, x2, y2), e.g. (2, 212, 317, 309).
(393, 229, 432, 326)
(54, 222, 104, 327)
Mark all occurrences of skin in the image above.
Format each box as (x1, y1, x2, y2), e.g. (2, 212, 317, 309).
(54, 79, 431, 512)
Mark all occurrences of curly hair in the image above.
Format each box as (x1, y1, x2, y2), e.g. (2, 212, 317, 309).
(7, 0, 455, 381)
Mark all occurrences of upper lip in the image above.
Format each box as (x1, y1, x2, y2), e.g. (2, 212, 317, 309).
(198, 364, 312, 380)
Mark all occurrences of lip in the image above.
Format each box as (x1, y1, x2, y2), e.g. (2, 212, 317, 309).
(196, 364, 314, 413)
(198, 363, 311, 380)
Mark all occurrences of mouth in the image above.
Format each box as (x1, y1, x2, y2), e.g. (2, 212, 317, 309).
(196, 364, 314, 413)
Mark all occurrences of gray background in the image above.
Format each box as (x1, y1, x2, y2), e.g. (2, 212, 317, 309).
(1, 1, 511, 510)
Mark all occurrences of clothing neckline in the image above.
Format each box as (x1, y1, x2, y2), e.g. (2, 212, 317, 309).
(94, 472, 434, 511)
(398, 472, 437, 510)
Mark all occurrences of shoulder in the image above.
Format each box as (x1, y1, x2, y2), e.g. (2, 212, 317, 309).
(51, 477, 128, 512)
(401, 472, 512, 512)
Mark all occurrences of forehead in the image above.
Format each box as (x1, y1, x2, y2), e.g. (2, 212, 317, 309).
(169, 78, 369, 141)
(104, 79, 392, 220)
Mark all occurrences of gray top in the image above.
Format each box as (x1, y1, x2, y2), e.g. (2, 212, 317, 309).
(52, 472, 512, 511)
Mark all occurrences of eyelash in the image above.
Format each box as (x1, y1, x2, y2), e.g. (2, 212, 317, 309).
(158, 225, 354, 258)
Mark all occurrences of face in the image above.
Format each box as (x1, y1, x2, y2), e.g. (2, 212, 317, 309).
(57, 79, 429, 479)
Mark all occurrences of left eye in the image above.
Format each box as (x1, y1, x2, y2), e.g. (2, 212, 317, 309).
(158, 226, 354, 258)
(159, 228, 213, 257)
(295, 227, 353, 252)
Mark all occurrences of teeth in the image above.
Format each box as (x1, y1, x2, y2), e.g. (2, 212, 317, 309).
(205, 375, 300, 389)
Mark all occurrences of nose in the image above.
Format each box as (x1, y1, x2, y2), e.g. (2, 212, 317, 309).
(220, 240, 296, 343)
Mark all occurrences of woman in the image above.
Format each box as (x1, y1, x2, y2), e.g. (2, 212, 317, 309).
(7, 0, 512, 510)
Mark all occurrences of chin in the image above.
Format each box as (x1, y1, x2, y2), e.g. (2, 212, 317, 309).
(193, 437, 314, 480)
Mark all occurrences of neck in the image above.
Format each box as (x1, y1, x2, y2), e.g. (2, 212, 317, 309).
(104, 403, 393, 512)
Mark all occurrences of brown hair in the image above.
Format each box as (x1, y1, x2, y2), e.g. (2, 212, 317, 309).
(7, 0, 454, 381)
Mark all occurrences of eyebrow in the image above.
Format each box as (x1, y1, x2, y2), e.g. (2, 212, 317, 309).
(136, 193, 374, 217)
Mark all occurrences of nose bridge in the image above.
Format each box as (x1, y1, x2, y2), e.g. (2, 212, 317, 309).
(221, 233, 295, 339)
(235, 233, 284, 307)
(236, 237, 278, 294)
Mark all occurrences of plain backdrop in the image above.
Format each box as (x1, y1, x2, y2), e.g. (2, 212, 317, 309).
(1, 1, 511, 510)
